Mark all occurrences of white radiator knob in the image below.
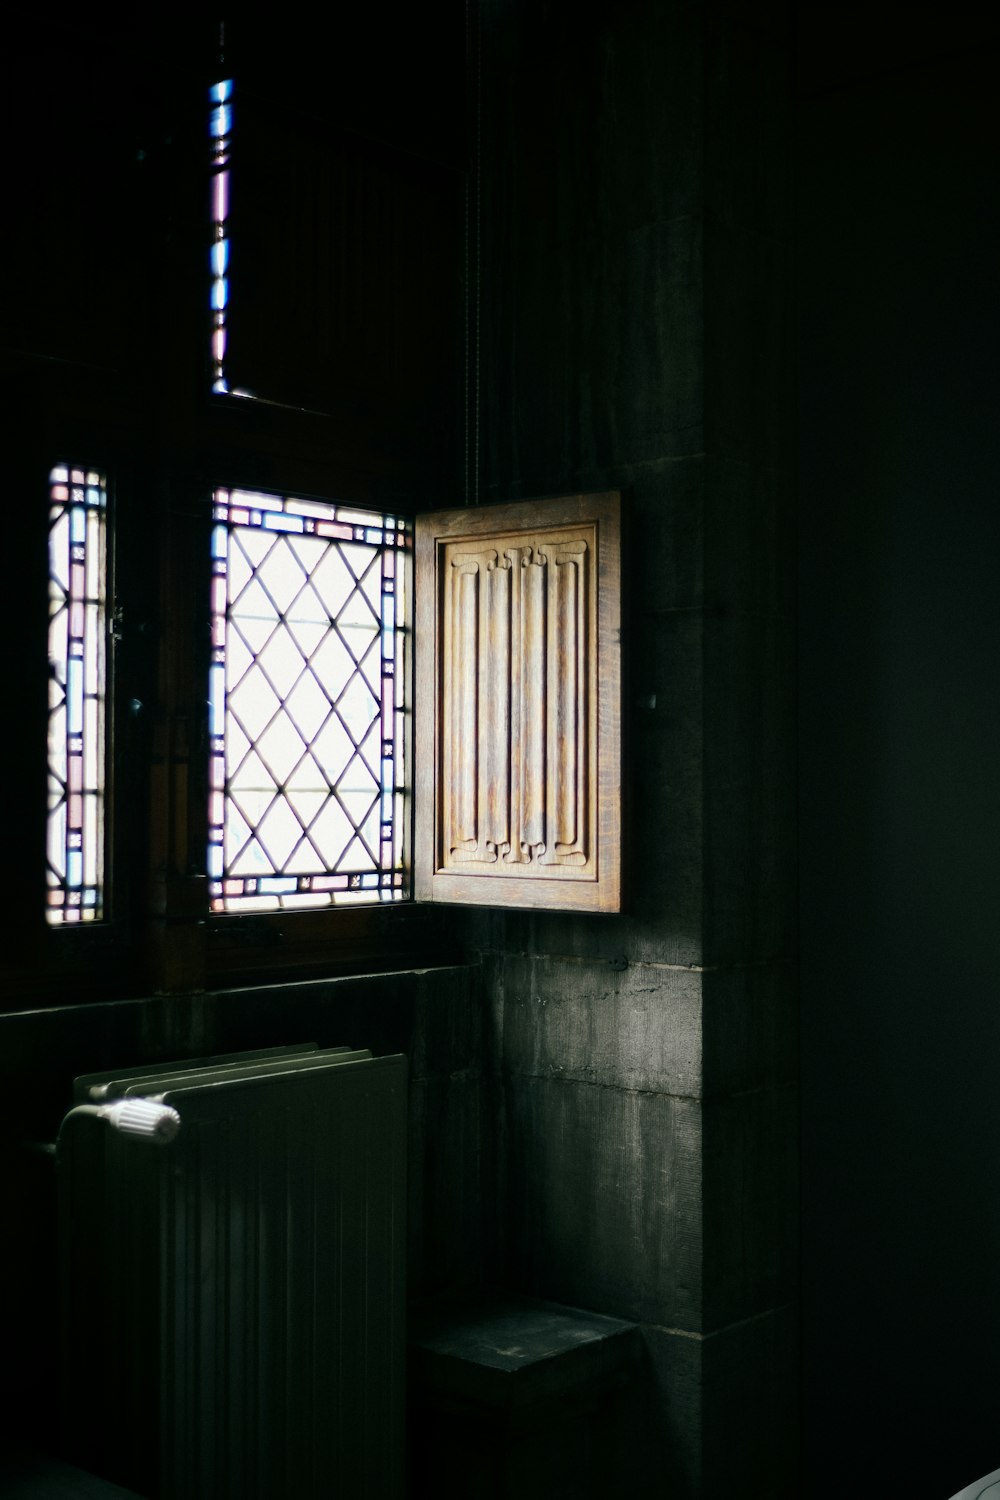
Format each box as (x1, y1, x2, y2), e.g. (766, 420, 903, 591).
(98, 1098, 181, 1144)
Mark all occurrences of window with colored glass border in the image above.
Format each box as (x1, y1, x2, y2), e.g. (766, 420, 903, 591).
(208, 487, 410, 912)
(209, 78, 232, 393)
(46, 465, 109, 924)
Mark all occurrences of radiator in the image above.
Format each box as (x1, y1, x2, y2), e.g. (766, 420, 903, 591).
(58, 1045, 407, 1500)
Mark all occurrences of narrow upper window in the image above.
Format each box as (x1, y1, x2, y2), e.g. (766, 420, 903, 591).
(208, 488, 409, 911)
(209, 78, 232, 393)
(47, 465, 108, 923)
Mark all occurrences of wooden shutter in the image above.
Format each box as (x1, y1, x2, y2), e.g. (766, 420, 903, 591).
(414, 493, 621, 912)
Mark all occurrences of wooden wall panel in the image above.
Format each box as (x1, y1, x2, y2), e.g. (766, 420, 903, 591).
(415, 493, 621, 912)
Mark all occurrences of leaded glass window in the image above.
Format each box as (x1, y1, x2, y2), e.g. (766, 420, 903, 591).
(208, 488, 409, 912)
(47, 465, 108, 924)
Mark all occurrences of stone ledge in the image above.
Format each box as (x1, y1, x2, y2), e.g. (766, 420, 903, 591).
(409, 1290, 641, 1413)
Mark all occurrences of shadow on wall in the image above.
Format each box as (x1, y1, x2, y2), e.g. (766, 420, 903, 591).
(797, 17, 1000, 1499)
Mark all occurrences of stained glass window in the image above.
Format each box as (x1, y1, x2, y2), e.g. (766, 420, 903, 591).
(47, 466, 108, 924)
(209, 79, 232, 393)
(208, 488, 409, 912)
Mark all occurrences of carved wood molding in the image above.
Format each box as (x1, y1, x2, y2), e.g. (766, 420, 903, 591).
(415, 492, 621, 912)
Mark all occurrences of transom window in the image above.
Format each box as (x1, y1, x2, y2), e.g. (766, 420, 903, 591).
(208, 78, 233, 394)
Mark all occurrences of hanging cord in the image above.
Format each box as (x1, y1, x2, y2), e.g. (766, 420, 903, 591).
(465, 0, 482, 505)
(474, 0, 481, 506)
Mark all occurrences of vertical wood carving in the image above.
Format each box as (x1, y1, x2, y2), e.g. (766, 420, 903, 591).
(548, 540, 588, 866)
(505, 544, 547, 864)
(485, 555, 511, 860)
(439, 528, 595, 876)
(415, 492, 620, 912)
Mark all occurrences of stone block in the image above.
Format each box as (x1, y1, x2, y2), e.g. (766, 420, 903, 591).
(406, 965, 488, 1081)
(409, 1291, 645, 1500)
(628, 457, 705, 616)
(702, 961, 797, 1097)
(701, 1302, 799, 1497)
(408, 1071, 499, 1297)
(492, 215, 705, 491)
(482, 0, 703, 245)
(503, 1074, 702, 1327)
(704, 220, 792, 469)
(641, 1324, 704, 1494)
(496, 952, 702, 1098)
(703, 1086, 799, 1329)
(587, 0, 705, 233)
(701, 607, 797, 966)
(703, 453, 795, 620)
(644, 1301, 799, 1499)
(705, 9, 793, 239)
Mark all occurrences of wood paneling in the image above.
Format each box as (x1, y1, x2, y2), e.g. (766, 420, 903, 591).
(415, 493, 621, 912)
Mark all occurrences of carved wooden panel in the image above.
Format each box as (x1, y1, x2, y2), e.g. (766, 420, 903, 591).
(415, 493, 621, 912)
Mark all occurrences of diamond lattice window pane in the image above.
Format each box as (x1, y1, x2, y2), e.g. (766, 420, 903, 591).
(255, 797, 306, 871)
(338, 586, 379, 634)
(256, 538, 308, 615)
(287, 533, 328, 579)
(308, 796, 355, 869)
(209, 487, 409, 911)
(357, 635, 383, 696)
(285, 670, 331, 742)
(278, 839, 309, 877)
(231, 608, 277, 658)
(231, 743, 275, 794)
(257, 629, 306, 698)
(312, 630, 355, 693)
(286, 613, 328, 658)
(224, 800, 253, 864)
(226, 538, 253, 602)
(338, 673, 379, 740)
(314, 715, 355, 785)
(339, 835, 376, 875)
(311, 546, 355, 616)
(355, 719, 385, 781)
(360, 564, 383, 614)
(285, 789, 327, 831)
(255, 717, 308, 785)
(226, 720, 252, 776)
(229, 666, 281, 740)
(225, 630, 254, 692)
(287, 753, 328, 794)
(340, 541, 377, 581)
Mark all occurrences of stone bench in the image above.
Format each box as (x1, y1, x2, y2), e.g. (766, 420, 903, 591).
(408, 1291, 643, 1500)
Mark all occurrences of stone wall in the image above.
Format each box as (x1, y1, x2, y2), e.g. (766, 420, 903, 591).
(471, 4, 798, 1492)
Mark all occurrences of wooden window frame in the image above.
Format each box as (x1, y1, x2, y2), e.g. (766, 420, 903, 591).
(4, 20, 623, 1011)
(12, 468, 623, 1011)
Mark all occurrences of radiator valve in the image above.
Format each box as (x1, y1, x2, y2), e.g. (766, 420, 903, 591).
(98, 1098, 181, 1144)
(58, 1098, 181, 1146)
